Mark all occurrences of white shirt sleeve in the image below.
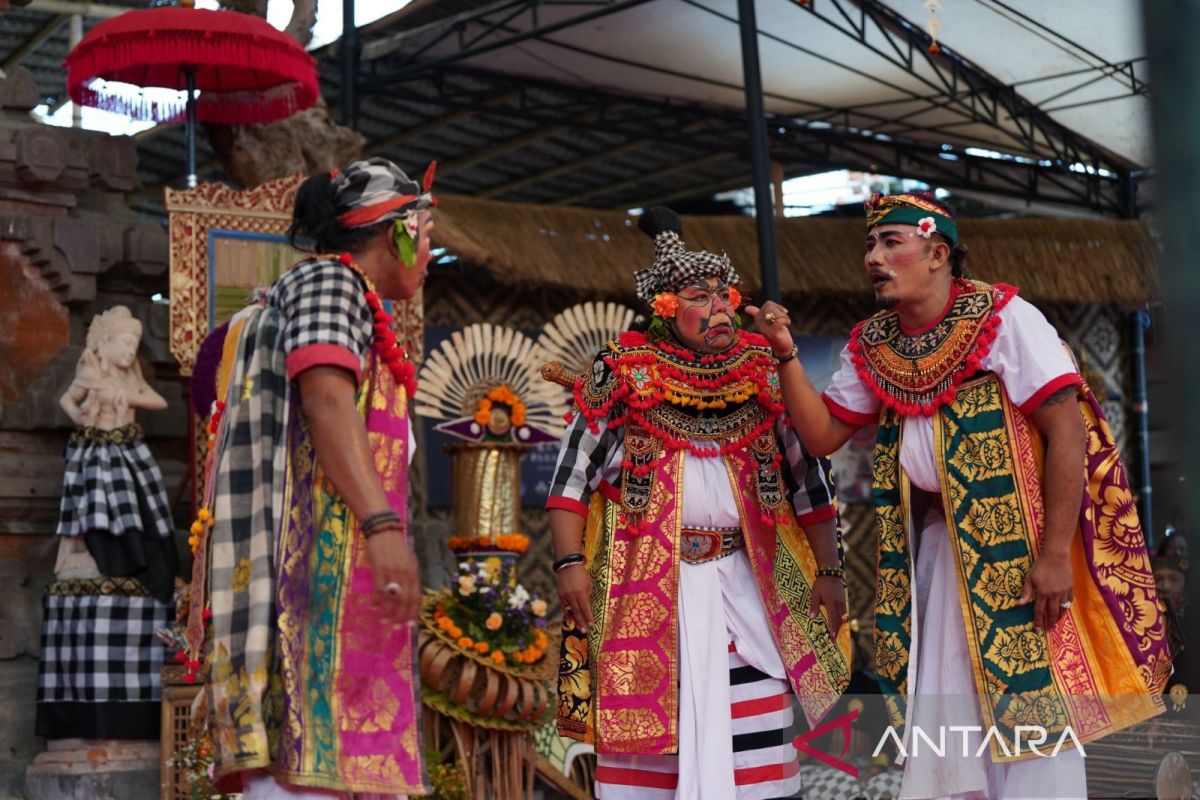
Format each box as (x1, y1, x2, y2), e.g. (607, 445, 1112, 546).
(821, 343, 880, 426)
(982, 295, 1081, 415)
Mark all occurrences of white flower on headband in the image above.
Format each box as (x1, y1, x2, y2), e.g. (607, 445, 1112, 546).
(402, 210, 420, 238)
(916, 216, 937, 238)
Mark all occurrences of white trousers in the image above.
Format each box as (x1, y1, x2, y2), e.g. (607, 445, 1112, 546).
(899, 513, 1086, 800)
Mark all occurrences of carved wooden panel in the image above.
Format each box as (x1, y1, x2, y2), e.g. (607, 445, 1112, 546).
(166, 176, 423, 375)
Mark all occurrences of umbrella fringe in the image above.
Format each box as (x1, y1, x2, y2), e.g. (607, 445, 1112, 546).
(75, 82, 310, 125)
(66, 33, 317, 124)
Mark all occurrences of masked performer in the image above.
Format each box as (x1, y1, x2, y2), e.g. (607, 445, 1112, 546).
(546, 207, 852, 799)
(749, 192, 1168, 799)
(190, 158, 435, 799)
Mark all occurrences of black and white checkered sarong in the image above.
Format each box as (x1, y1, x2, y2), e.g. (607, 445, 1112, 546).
(37, 579, 172, 703)
(56, 433, 174, 541)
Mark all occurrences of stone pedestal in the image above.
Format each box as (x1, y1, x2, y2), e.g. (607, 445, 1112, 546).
(24, 740, 159, 800)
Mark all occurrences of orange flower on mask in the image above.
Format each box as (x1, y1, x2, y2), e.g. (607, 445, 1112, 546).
(728, 287, 742, 309)
(651, 292, 678, 318)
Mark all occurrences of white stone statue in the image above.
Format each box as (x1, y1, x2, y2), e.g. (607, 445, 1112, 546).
(59, 306, 167, 429)
(53, 306, 176, 595)
(35, 305, 179, 752)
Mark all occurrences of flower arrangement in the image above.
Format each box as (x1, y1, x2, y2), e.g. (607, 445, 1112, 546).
(474, 384, 527, 427)
(433, 557, 551, 670)
(446, 532, 530, 554)
(166, 733, 236, 800)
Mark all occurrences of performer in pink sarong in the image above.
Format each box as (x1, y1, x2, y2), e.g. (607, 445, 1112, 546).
(191, 158, 437, 798)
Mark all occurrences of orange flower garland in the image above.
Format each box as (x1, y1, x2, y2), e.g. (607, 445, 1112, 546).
(473, 384, 527, 427)
(446, 532, 530, 554)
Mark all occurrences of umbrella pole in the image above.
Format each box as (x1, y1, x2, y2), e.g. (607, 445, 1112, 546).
(185, 67, 197, 189)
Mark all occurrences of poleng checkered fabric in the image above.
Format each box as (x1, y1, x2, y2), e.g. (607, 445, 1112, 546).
(633, 231, 742, 305)
(269, 257, 373, 365)
(56, 437, 173, 540)
(37, 589, 172, 703)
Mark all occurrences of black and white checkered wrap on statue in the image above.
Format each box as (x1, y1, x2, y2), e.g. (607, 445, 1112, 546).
(56, 435, 174, 540)
(38, 591, 172, 702)
(633, 231, 741, 305)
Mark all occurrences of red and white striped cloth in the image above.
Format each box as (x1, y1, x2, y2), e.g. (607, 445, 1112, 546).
(595, 643, 801, 800)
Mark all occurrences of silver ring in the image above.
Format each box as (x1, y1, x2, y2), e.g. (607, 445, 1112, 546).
(384, 582, 403, 597)
(764, 311, 777, 324)
(1060, 600, 1073, 609)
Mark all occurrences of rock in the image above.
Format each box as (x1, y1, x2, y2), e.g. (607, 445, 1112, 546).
(211, 100, 365, 188)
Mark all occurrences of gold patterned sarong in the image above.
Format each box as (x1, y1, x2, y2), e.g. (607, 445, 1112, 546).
(873, 373, 1167, 761)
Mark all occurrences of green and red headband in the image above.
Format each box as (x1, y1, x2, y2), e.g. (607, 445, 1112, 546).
(864, 192, 958, 246)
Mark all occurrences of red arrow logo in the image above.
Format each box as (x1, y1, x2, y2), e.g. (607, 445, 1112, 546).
(792, 707, 860, 778)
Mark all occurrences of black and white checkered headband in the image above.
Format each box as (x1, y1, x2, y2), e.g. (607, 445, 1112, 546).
(332, 157, 435, 229)
(633, 231, 741, 305)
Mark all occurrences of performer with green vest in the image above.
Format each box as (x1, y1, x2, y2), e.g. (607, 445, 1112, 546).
(747, 192, 1169, 798)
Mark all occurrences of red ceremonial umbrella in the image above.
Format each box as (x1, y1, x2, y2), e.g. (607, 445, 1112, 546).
(65, 0, 319, 187)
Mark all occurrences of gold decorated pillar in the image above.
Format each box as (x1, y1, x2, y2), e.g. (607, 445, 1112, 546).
(446, 442, 532, 544)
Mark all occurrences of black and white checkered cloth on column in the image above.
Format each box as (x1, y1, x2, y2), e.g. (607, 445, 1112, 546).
(38, 585, 172, 703)
(633, 231, 742, 305)
(56, 432, 174, 540)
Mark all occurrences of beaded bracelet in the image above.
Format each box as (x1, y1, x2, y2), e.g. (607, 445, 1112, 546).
(361, 509, 400, 534)
(363, 523, 405, 540)
(775, 344, 799, 365)
(815, 565, 846, 580)
(553, 553, 586, 573)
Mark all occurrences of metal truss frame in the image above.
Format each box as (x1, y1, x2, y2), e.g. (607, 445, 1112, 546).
(362, 63, 1130, 213)
(791, 0, 1134, 175)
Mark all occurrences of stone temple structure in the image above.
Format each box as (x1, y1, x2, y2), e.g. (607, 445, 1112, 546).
(0, 65, 184, 799)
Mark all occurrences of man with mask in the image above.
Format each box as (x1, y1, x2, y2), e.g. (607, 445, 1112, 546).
(546, 207, 851, 799)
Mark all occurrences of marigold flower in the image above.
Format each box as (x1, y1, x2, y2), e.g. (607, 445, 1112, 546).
(651, 292, 679, 319)
(490, 651, 506, 664)
(474, 641, 490, 654)
(485, 612, 503, 631)
(457, 636, 473, 649)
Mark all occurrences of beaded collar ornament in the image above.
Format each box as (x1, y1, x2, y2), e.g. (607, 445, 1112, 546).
(849, 279, 1015, 415)
(569, 329, 786, 460)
